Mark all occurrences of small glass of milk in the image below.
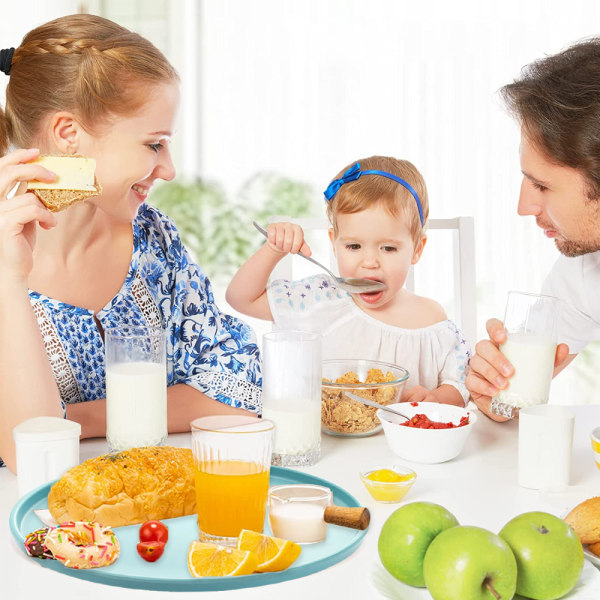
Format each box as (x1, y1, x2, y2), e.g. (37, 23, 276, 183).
(268, 484, 332, 543)
(490, 292, 561, 419)
(105, 326, 167, 452)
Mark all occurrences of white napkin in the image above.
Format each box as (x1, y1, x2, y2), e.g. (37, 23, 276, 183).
(33, 509, 58, 527)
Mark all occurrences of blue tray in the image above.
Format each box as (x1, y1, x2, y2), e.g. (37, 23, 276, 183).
(9, 466, 367, 591)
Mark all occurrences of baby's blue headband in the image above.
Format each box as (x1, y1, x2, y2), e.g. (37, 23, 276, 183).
(323, 162, 424, 227)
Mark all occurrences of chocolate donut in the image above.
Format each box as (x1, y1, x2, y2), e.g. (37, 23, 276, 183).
(24, 528, 54, 560)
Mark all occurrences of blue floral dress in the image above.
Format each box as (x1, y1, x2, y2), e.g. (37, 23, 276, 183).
(1, 204, 261, 467)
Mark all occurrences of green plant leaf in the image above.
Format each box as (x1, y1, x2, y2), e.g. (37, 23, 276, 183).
(149, 172, 318, 287)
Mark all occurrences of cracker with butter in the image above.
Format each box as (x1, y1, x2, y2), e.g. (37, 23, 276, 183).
(27, 155, 101, 212)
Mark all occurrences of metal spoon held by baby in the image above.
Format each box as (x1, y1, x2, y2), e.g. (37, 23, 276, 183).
(253, 221, 386, 294)
(345, 392, 410, 421)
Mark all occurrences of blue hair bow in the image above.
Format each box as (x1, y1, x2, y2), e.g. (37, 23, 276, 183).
(323, 163, 362, 201)
(323, 162, 424, 226)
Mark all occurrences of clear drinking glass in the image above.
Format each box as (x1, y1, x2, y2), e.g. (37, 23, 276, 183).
(105, 326, 167, 452)
(261, 330, 322, 466)
(191, 415, 274, 546)
(268, 484, 332, 543)
(490, 292, 561, 419)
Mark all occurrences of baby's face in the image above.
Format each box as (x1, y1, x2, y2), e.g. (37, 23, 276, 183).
(331, 204, 420, 310)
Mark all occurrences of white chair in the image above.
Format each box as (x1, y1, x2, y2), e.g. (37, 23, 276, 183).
(268, 215, 477, 345)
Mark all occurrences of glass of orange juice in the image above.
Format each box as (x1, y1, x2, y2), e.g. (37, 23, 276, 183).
(190, 415, 274, 546)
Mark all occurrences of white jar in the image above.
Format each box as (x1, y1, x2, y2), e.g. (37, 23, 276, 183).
(13, 416, 81, 497)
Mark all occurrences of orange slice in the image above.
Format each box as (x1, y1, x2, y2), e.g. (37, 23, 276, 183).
(237, 529, 301, 573)
(187, 541, 258, 577)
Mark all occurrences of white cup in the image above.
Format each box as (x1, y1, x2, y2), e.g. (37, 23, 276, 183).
(13, 416, 81, 497)
(518, 405, 574, 490)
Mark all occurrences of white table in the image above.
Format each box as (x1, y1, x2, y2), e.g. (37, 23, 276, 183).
(2, 405, 600, 599)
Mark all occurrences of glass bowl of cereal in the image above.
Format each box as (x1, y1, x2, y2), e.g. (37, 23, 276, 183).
(321, 359, 409, 437)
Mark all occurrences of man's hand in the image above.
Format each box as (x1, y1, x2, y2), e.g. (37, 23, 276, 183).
(466, 318, 571, 421)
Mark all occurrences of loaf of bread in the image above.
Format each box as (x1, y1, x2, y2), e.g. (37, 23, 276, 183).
(564, 496, 600, 545)
(47, 446, 196, 528)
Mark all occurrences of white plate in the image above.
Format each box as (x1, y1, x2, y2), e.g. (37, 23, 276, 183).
(371, 559, 600, 599)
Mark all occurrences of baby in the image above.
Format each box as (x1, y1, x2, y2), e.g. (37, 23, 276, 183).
(227, 155, 470, 406)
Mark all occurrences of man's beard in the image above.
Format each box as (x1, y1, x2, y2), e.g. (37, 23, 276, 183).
(555, 237, 600, 257)
(536, 215, 600, 257)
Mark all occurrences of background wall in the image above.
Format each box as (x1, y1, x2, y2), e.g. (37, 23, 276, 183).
(3, 0, 600, 403)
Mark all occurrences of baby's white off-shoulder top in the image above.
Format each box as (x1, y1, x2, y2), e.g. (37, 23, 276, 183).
(268, 274, 471, 405)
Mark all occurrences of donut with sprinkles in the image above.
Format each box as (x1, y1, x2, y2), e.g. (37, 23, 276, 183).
(24, 528, 54, 559)
(44, 521, 120, 569)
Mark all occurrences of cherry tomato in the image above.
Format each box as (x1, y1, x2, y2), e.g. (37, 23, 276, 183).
(139, 520, 169, 544)
(136, 540, 166, 562)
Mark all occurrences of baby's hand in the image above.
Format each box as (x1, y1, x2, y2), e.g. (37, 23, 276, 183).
(264, 222, 312, 256)
(401, 385, 438, 404)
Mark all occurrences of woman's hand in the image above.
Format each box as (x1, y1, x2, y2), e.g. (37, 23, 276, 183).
(0, 148, 57, 283)
(264, 222, 312, 256)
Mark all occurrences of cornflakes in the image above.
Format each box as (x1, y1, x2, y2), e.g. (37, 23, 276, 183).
(321, 368, 401, 435)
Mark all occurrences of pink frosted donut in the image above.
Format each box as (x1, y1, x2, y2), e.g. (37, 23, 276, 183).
(44, 521, 120, 569)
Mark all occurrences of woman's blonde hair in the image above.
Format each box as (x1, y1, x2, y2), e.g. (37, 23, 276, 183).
(325, 156, 429, 247)
(0, 14, 179, 155)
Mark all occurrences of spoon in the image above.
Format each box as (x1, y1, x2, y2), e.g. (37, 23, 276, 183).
(345, 392, 410, 421)
(253, 221, 387, 295)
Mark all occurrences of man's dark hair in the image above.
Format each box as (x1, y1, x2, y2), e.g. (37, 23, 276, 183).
(501, 37, 600, 199)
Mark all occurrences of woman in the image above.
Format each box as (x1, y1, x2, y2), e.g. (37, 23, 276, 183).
(0, 14, 261, 472)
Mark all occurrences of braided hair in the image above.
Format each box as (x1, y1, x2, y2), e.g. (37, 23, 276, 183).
(0, 14, 178, 156)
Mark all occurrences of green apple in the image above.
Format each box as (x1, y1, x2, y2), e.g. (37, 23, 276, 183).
(499, 511, 584, 600)
(378, 501, 459, 587)
(423, 525, 517, 600)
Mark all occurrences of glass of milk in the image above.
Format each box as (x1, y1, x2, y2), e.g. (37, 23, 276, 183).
(261, 330, 322, 466)
(105, 326, 167, 452)
(490, 292, 561, 419)
(268, 484, 332, 543)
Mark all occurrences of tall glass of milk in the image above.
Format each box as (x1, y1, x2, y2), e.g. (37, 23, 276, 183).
(261, 330, 322, 466)
(490, 292, 561, 419)
(105, 326, 167, 452)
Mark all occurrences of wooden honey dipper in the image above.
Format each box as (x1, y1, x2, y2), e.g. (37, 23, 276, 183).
(323, 505, 371, 530)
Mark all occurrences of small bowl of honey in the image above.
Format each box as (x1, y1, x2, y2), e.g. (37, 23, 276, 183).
(360, 464, 416, 504)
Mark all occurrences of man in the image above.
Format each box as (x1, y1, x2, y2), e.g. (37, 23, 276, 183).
(466, 38, 600, 420)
